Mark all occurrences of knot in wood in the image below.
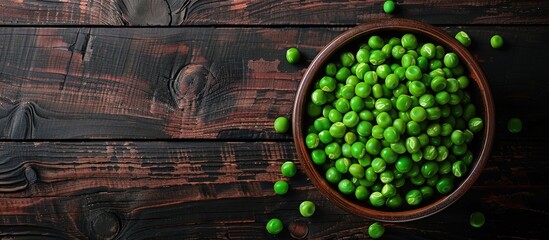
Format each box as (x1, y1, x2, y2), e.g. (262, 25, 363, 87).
(170, 64, 216, 110)
(91, 212, 120, 240)
(4, 101, 36, 139)
(24, 167, 37, 185)
(289, 219, 309, 239)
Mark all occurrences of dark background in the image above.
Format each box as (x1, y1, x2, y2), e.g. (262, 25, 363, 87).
(0, 0, 547, 239)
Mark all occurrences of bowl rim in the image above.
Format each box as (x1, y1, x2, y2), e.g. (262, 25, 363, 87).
(292, 18, 495, 222)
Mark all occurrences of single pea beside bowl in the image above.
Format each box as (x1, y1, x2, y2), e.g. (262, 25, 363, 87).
(292, 19, 494, 222)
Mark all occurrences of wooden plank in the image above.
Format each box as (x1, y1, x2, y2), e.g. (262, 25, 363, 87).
(0, 26, 548, 139)
(0, 0, 548, 26)
(0, 141, 546, 239)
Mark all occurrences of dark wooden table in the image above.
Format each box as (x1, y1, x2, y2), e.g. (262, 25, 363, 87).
(0, 1, 548, 239)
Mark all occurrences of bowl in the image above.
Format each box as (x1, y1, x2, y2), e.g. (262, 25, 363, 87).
(292, 18, 495, 222)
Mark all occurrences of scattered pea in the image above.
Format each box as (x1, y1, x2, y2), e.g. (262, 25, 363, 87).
(455, 31, 472, 47)
(273, 180, 289, 195)
(281, 161, 297, 178)
(274, 116, 290, 133)
(368, 222, 385, 239)
(299, 200, 316, 217)
(383, 0, 395, 14)
(266, 218, 283, 234)
(490, 35, 504, 49)
(286, 47, 301, 64)
(507, 117, 522, 133)
(470, 211, 486, 228)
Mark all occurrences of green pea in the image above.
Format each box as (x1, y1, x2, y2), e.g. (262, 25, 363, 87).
(417, 133, 430, 147)
(349, 141, 365, 159)
(349, 163, 365, 179)
(328, 109, 342, 123)
(429, 59, 443, 71)
(410, 106, 427, 122)
(392, 45, 406, 60)
(338, 178, 356, 195)
(421, 161, 439, 178)
(419, 94, 435, 108)
(417, 56, 429, 72)
(346, 75, 360, 87)
(335, 157, 351, 174)
(368, 85, 381, 100)
(355, 185, 370, 201)
(325, 63, 337, 76)
(266, 218, 283, 235)
(325, 142, 342, 159)
(334, 98, 350, 113)
(468, 117, 484, 133)
(401, 53, 416, 68)
(344, 132, 357, 145)
(335, 67, 351, 82)
(281, 161, 297, 178)
(286, 47, 301, 63)
(386, 194, 403, 209)
(340, 52, 356, 67)
(318, 130, 333, 144)
(507, 118, 522, 133)
(470, 211, 486, 228)
(438, 160, 452, 175)
(450, 129, 465, 145)
(420, 186, 434, 199)
(426, 175, 439, 187)
(381, 183, 396, 197)
(381, 43, 393, 57)
(390, 141, 407, 154)
(374, 98, 392, 112)
(364, 71, 378, 85)
(274, 116, 290, 133)
(343, 111, 359, 128)
(490, 34, 504, 49)
(406, 136, 421, 153)
(420, 43, 436, 59)
(401, 33, 418, 50)
(380, 147, 398, 163)
(383, 0, 395, 14)
(443, 52, 459, 68)
(356, 48, 371, 64)
(395, 156, 413, 173)
(311, 89, 327, 105)
(436, 177, 454, 194)
(405, 66, 423, 81)
(326, 167, 342, 184)
(299, 200, 316, 218)
(359, 109, 374, 121)
(410, 174, 425, 186)
(329, 122, 347, 138)
(408, 81, 426, 97)
(385, 73, 400, 90)
(307, 102, 322, 117)
(368, 35, 385, 50)
(452, 160, 467, 177)
(448, 93, 461, 105)
(369, 50, 387, 65)
(273, 180, 289, 195)
(455, 31, 472, 47)
(341, 143, 352, 158)
(436, 146, 449, 161)
(434, 91, 450, 105)
(311, 149, 327, 165)
(305, 133, 320, 149)
(406, 121, 420, 136)
(356, 121, 373, 137)
(383, 126, 400, 144)
(371, 157, 387, 173)
(340, 84, 356, 100)
(405, 189, 423, 206)
(369, 191, 386, 207)
(365, 138, 382, 155)
(319, 76, 336, 92)
(430, 76, 447, 92)
(426, 123, 441, 137)
(457, 75, 470, 89)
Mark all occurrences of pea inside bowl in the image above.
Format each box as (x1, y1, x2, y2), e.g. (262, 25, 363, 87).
(292, 19, 494, 222)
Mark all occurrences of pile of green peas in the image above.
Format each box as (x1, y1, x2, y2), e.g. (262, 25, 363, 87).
(304, 33, 484, 209)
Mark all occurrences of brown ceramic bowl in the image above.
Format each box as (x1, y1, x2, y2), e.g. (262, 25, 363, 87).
(292, 18, 495, 222)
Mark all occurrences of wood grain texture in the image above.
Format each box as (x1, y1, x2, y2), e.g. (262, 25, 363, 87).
(0, 141, 546, 239)
(0, 26, 548, 139)
(0, 0, 547, 26)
